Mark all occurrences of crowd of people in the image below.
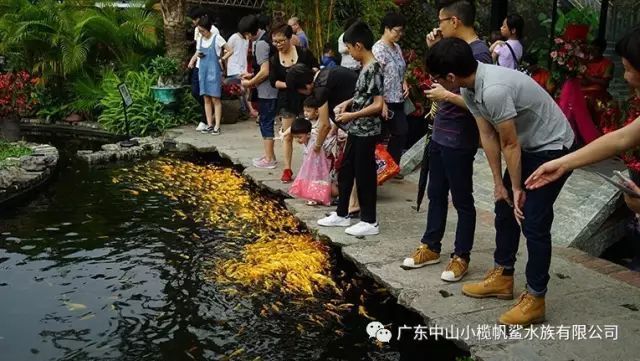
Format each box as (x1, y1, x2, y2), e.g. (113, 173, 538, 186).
(185, 1, 640, 327)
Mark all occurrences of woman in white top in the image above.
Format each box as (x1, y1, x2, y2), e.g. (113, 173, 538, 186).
(194, 16, 233, 135)
(490, 14, 524, 70)
(338, 18, 361, 71)
(188, 7, 221, 131)
(225, 31, 252, 117)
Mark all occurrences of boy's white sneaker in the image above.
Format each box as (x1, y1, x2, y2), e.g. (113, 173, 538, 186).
(317, 212, 351, 227)
(345, 221, 379, 236)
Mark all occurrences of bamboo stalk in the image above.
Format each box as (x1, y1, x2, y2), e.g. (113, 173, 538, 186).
(314, 0, 322, 58)
(327, 0, 335, 46)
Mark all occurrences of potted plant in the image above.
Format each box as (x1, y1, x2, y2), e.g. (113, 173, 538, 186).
(150, 56, 182, 105)
(220, 82, 243, 124)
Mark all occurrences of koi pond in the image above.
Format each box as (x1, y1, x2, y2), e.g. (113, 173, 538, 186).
(0, 137, 466, 361)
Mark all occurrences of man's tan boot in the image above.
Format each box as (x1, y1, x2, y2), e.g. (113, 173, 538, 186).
(498, 291, 546, 326)
(461, 266, 514, 299)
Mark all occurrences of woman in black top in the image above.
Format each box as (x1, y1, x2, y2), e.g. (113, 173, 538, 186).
(269, 22, 318, 183)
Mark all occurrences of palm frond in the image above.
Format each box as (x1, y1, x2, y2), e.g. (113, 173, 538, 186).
(60, 37, 89, 75)
(119, 8, 161, 49)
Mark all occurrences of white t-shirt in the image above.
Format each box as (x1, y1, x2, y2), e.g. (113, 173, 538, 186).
(194, 25, 219, 42)
(338, 33, 360, 70)
(195, 32, 226, 69)
(226, 32, 249, 76)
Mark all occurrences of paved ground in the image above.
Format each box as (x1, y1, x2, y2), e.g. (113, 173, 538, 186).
(167, 121, 640, 361)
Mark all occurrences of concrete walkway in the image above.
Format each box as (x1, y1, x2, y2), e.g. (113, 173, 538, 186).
(167, 121, 640, 361)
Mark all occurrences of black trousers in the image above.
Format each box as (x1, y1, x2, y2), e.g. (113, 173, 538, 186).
(384, 102, 408, 164)
(336, 134, 378, 223)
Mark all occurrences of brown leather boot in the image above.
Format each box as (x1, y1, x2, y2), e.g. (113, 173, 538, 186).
(461, 266, 514, 299)
(498, 291, 546, 326)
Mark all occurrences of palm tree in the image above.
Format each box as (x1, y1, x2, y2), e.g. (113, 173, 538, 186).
(0, 0, 161, 81)
(158, 0, 187, 61)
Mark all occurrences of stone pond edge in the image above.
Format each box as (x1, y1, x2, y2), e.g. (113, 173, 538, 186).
(0, 142, 59, 206)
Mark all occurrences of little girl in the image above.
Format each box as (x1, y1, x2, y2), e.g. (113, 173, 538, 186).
(288, 116, 337, 205)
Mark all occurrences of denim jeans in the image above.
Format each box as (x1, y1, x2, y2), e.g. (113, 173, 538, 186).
(258, 98, 277, 139)
(494, 147, 572, 297)
(421, 141, 477, 259)
(190, 68, 205, 123)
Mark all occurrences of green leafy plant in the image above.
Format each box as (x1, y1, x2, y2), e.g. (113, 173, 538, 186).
(63, 72, 108, 120)
(150, 55, 180, 87)
(0, 139, 32, 164)
(98, 68, 192, 136)
(556, 7, 599, 38)
(267, 0, 396, 57)
(0, 0, 163, 118)
(399, 0, 436, 58)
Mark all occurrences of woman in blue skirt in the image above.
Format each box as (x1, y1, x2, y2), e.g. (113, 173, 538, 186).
(197, 16, 233, 135)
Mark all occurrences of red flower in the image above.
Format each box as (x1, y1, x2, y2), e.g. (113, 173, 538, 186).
(0, 70, 40, 117)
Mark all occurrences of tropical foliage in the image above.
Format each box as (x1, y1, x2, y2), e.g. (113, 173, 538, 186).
(267, 0, 396, 58)
(399, 0, 437, 57)
(0, 0, 163, 120)
(98, 68, 196, 136)
(0, 0, 162, 80)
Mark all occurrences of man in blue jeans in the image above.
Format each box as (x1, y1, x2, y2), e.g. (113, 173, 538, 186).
(425, 38, 575, 326)
(402, 0, 491, 284)
(239, 15, 278, 169)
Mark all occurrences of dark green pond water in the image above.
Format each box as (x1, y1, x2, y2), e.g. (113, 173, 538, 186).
(0, 138, 465, 361)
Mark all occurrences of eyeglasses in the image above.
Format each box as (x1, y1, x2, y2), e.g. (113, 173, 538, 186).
(437, 17, 454, 25)
(391, 27, 405, 35)
(272, 39, 288, 45)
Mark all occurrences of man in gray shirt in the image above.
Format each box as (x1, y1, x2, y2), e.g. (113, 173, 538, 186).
(425, 38, 575, 326)
(239, 15, 279, 169)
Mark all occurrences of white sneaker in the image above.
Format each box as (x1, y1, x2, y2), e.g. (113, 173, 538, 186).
(345, 221, 379, 236)
(317, 212, 351, 227)
(196, 122, 207, 131)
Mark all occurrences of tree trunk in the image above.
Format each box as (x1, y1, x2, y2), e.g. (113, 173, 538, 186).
(160, 0, 187, 62)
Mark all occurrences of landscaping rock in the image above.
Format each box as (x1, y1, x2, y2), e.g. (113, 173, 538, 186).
(101, 144, 121, 152)
(0, 142, 58, 205)
(77, 137, 165, 165)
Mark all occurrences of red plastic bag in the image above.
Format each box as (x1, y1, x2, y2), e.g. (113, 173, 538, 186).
(375, 144, 400, 185)
(289, 149, 333, 205)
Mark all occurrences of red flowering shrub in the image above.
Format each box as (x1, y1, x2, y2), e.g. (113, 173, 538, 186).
(222, 83, 242, 99)
(403, 49, 433, 117)
(0, 71, 41, 117)
(597, 96, 640, 172)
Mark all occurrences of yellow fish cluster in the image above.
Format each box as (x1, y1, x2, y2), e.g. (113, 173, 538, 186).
(117, 158, 339, 297)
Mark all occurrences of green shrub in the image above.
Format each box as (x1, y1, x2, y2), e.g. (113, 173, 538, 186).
(98, 69, 193, 136)
(0, 139, 32, 164)
(150, 56, 179, 78)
